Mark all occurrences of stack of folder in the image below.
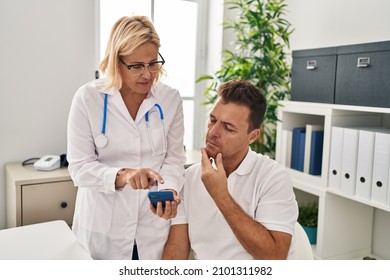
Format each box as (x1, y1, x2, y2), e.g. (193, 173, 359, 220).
(287, 124, 324, 176)
(328, 126, 390, 207)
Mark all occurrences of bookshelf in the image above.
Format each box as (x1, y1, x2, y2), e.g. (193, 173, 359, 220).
(276, 101, 390, 260)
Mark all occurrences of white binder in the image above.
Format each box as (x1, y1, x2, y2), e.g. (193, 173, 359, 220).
(340, 128, 359, 195)
(371, 132, 390, 206)
(355, 129, 375, 200)
(328, 127, 344, 190)
(281, 129, 292, 168)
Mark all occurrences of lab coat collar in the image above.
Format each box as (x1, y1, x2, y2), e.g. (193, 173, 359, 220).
(94, 78, 159, 99)
(135, 83, 160, 123)
(94, 78, 116, 96)
(149, 83, 159, 99)
(95, 80, 161, 125)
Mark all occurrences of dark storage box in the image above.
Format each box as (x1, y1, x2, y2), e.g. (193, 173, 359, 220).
(335, 41, 390, 108)
(291, 41, 390, 108)
(291, 47, 338, 103)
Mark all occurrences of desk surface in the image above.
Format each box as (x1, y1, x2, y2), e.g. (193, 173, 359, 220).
(0, 220, 92, 260)
(6, 149, 201, 182)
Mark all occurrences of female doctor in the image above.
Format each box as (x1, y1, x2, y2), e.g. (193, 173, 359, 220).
(67, 15, 185, 260)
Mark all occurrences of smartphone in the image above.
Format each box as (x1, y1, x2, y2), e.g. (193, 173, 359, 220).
(148, 191, 174, 208)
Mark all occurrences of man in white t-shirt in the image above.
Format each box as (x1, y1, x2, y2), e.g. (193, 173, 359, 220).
(162, 79, 298, 260)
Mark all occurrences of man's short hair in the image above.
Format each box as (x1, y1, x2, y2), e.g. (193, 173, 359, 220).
(217, 79, 267, 131)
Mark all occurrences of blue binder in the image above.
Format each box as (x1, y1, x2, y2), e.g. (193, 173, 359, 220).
(291, 127, 306, 172)
(309, 130, 324, 175)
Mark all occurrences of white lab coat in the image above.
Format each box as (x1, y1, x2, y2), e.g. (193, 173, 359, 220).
(67, 79, 185, 259)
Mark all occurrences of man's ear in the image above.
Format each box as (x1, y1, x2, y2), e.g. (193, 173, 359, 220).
(248, 128, 260, 145)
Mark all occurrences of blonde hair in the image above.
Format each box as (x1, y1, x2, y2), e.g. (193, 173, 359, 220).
(100, 15, 162, 90)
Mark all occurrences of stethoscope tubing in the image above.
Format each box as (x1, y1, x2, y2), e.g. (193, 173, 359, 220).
(102, 93, 108, 135)
(145, 104, 166, 156)
(95, 93, 166, 156)
(145, 103, 164, 121)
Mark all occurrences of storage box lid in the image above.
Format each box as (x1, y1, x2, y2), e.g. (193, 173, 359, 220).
(337, 40, 390, 54)
(292, 46, 337, 58)
(293, 41, 390, 57)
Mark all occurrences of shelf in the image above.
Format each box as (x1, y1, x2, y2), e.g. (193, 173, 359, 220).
(276, 100, 390, 259)
(5, 163, 71, 186)
(327, 188, 390, 213)
(288, 169, 326, 197)
(280, 100, 390, 115)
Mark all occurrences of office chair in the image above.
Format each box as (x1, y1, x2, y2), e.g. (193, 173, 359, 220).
(294, 221, 314, 259)
(188, 222, 314, 260)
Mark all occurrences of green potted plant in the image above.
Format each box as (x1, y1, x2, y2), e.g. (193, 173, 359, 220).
(298, 201, 318, 244)
(197, 0, 293, 158)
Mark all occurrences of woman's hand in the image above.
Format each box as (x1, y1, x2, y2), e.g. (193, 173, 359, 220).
(115, 168, 164, 190)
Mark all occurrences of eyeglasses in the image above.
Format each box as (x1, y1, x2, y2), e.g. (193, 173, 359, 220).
(119, 52, 165, 76)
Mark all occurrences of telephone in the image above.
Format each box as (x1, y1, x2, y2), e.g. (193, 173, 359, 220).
(33, 155, 61, 171)
(148, 191, 174, 208)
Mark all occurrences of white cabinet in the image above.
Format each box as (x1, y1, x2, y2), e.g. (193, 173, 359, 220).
(5, 163, 77, 228)
(276, 101, 390, 259)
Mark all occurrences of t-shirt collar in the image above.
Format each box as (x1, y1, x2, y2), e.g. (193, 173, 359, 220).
(233, 147, 257, 176)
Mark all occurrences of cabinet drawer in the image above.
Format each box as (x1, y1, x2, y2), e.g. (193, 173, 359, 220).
(21, 181, 77, 226)
(335, 42, 390, 108)
(291, 47, 337, 103)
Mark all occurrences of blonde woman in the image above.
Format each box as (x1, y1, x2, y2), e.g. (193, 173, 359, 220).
(67, 16, 185, 260)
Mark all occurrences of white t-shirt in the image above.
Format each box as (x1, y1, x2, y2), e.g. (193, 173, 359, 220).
(172, 149, 298, 259)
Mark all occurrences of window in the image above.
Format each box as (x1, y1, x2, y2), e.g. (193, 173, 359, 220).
(98, 0, 208, 150)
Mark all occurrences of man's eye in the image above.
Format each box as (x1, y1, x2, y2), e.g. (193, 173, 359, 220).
(224, 125, 234, 132)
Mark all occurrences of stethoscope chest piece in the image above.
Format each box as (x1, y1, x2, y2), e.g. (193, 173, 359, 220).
(95, 134, 108, 149)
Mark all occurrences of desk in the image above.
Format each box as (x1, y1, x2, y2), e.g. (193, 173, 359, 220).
(5, 163, 76, 228)
(0, 220, 92, 260)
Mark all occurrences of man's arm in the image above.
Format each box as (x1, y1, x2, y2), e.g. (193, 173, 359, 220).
(161, 224, 190, 259)
(213, 191, 291, 259)
(201, 150, 292, 259)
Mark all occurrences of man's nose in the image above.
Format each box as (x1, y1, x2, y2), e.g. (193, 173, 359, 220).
(208, 123, 220, 137)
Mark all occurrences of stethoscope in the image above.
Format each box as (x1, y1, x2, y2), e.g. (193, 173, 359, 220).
(94, 93, 167, 157)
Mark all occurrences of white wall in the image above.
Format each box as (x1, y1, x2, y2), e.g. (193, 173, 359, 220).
(0, 0, 96, 229)
(285, 0, 390, 50)
(221, 0, 390, 51)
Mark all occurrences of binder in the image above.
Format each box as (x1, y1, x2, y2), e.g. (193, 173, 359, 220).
(309, 130, 324, 175)
(371, 132, 390, 206)
(281, 129, 292, 168)
(340, 128, 359, 195)
(303, 124, 324, 173)
(291, 127, 306, 172)
(328, 127, 344, 190)
(356, 128, 390, 201)
(355, 129, 375, 201)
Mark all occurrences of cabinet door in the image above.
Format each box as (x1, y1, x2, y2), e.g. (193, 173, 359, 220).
(21, 181, 77, 226)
